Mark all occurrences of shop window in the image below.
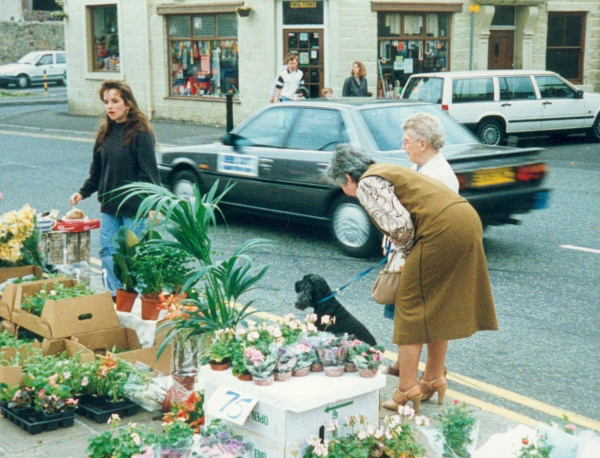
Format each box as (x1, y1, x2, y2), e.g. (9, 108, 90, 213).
(89, 5, 120, 72)
(452, 78, 494, 103)
(546, 13, 585, 83)
(167, 14, 239, 99)
(377, 12, 451, 98)
(33, 0, 60, 11)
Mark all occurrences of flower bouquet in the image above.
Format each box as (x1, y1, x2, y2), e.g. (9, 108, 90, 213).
(290, 342, 314, 377)
(243, 346, 278, 386)
(350, 344, 386, 378)
(194, 419, 253, 457)
(273, 345, 298, 382)
(341, 339, 364, 372)
(0, 204, 43, 268)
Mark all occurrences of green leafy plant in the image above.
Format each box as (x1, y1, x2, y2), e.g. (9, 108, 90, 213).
(86, 414, 156, 458)
(114, 181, 271, 359)
(517, 435, 553, 458)
(34, 384, 78, 414)
(438, 400, 477, 458)
(0, 330, 34, 349)
(350, 344, 386, 370)
(158, 419, 194, 450)
(20, 282, 95, 316)
(228, 337, 248, 377)
(112, 227, 141, 293)
(208, 329, 233, 363)
(8, 388, 33, 409)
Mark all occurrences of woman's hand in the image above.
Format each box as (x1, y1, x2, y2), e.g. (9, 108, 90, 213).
(69, 192, 82, 206)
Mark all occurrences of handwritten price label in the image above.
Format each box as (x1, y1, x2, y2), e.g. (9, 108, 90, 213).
(207, 386, 258, 426)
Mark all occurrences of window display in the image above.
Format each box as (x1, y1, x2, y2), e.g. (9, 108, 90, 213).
(90, 5, 120, 72)
(168, 14, 239, 99)
(377, 13, 450, 98)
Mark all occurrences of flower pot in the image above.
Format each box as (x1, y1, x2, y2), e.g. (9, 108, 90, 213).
(310, 362, 324, 372)
(236, 6, 252, 17)
(253, 374, 274, 386)
(141, 295, 161, 320)
(237, 372, 253, 381)
(358, 367, 378, 378)
(324, 366, 344, 377)
(345, 363, 358, 373)
(172, 374, 196, 392)
(274, 371, 292, 382)
(209, 359, 231, 371)
(292, 366, 310, 377)
(115, 289, 137, 312)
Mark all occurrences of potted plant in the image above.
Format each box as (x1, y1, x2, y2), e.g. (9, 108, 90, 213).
(112, 227, 141, 312)
(350, 343, 385, 378)
(163, 391, 204, 434)
(35, 385, 78, 421)
(437, 401, 478, 458)
(133, 245, 166, 320)
(236, 6, 252, 17)
(341, 339, 363, 372)
(157, 420, 194, 458)
(313, 332, 347, 377)
(229, 335, 251, 381)
(208, 329, 232, 371)
(290, 342, 313, 377)
(87, 414, 156, 458)
(197, 420, 254, 457)
(161, 246, 194, 299)
(7, 388, 34, 417)
(273, 345, 298, 382)
(243, 346, 277, 386)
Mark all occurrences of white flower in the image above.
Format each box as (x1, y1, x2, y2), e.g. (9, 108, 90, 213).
(236, 327, 247, 336)
(385, 428, 393, 440)
(399, 404, 415, 419)
(247, 331, 260, 342)
(81, 376, 89, 387)
(374, 427, 384, 439)
(325, 421, 338, 432)
(321, 315, 331, 325)
(306, 435, 321, 447)
(63, 372, 71, 380)
(314, 444, 329, 457)
(306, 323, 317, 332)
(357, 431, 367, 440)
(284, 313, 295, 321)
(366, 425, 375, 437)
(107, 413, 120, 424)
(269, 327, 282, 338)
(415, 415, 430, 427)
(131, 432, 141, 445)
(288, 321, 298, 330)
(305, 313, 317, 323)
(49, 290, 56, 296)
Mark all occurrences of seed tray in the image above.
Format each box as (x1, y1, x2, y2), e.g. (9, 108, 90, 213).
(0, 404, 75, 434)
(76, 395, 140, 423)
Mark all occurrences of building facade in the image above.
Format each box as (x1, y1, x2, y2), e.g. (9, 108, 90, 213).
(63, 0, 600, 125)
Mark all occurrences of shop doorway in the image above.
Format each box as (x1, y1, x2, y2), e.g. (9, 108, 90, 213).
(488, 30, 514, 70)
(283, 29, 324, 99)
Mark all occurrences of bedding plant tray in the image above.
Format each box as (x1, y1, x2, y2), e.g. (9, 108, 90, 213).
(75, 394, 140, 423)
(0, 402, 75, 434)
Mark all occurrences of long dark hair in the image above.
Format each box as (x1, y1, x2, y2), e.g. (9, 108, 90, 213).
(95, 80, 154, 151)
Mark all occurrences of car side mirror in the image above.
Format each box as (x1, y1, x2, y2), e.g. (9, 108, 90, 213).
(223, 132, 244, 153)
(575, 90, 584, 99)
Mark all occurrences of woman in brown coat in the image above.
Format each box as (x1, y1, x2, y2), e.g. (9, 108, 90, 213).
(326, 145, 498, 412)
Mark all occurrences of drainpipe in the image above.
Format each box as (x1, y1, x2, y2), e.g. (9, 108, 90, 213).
(144, 0, 154, 120)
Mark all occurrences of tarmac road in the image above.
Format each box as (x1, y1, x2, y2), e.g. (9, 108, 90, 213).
(1, 104, 599, 431)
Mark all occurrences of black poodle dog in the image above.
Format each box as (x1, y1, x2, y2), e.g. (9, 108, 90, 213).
(294, 274, 377, 346)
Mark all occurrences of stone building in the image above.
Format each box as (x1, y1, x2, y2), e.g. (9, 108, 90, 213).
(63, 0, 600, 125)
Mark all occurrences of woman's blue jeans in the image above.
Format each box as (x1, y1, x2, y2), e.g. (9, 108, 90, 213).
(99, 213, 145, 296)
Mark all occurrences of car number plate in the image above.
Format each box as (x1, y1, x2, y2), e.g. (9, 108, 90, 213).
(471, 167, 515, 187)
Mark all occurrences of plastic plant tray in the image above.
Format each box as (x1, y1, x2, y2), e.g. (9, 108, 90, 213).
(0, 404, 75, 434)
(76, 395, 140, 423)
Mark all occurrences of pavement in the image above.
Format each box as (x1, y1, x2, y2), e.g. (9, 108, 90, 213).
(0, 105, 591, 456)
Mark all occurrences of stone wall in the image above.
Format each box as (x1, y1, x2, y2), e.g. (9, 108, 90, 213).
(0, 21, 64, 65)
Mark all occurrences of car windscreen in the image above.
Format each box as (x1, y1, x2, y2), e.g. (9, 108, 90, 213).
(360, 104, 478, 152)
(18, 52, 42, 65)
(402, 77, 443, 103)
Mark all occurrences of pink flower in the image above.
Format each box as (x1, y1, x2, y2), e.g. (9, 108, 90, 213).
(565, 423, 576, 432)
(453, 399, 460, 404)
(81, 376, 89, 387)
(244, 347, 265, 364)
(38, 389, 45, 398)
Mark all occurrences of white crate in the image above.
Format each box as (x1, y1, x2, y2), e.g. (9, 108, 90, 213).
(202, 365, 385, 457)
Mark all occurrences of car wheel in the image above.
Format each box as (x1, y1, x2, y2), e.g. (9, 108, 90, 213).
(476, 119, 505, 146)
(16, 74, 30, 89)
(588, 116, 600, 143)
(172, 169, 200, 201)
(330, 195, 380, 258)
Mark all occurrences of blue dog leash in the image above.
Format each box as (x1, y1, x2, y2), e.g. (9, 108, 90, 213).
(315, 257, 388, 304)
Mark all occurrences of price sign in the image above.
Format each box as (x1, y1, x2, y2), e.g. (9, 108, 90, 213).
(207, 386, 258, 426)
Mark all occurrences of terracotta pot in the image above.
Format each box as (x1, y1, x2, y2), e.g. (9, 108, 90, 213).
(209, 360, 231, 371)
(274, 371, 292, 382)
(358, 367, 378, 378)
(324, 366, 344, 377)
(115, 289, 137, 312)
(310, 362, 324, 372)
(237, 372, 252, 381)
(253, 374, 274, 386)
(141, 295, 161, 320)
(172, 374, 196, 392)
(292, 367, 310, 377)
(345, 363, 358, 373)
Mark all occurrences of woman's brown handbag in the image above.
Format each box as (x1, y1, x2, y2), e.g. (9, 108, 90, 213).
(371, 251, 402, 305)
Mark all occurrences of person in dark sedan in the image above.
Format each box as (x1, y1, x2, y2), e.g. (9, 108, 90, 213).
(69, 80, 159, 300)
(326, 145, 498, 412)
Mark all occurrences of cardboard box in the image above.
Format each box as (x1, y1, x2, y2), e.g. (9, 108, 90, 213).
(70, 327, 141, 356)
(117, 344, 173, 376)
(0, 340, 93, 387)
(0, 266, 43, 320)
(12, 279, 120, 339)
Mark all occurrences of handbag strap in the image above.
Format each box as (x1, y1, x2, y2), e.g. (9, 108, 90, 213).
(315, 257, 387, 304)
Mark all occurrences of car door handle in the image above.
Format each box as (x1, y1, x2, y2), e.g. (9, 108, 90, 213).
(317, 162, 329, 169)
(543, 101, 552, 105)
(259, 159, 273, 164)
(501, 103, 511, 107)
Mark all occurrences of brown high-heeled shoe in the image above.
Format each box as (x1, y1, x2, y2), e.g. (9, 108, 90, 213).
(419, 376, 448, 404)
(382, 385, 423, 412)
(387, 364, 448, 379)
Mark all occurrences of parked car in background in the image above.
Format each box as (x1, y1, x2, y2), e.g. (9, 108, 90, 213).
(402, 70, 600, 145)
(0, 51, 67, 88)
(157, 100, 549, 257)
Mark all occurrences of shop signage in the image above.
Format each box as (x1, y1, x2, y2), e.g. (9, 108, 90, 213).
(207, 386, 259, 426)
(291, 1, 317, 7)
(217, 153, 259, 177)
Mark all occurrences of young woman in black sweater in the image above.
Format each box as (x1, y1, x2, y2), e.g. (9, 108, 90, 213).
(69, 81, 159, 300)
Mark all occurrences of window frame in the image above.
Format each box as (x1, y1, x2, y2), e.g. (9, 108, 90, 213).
(499, 76, 536, 101)
(546, 12, 586, 84)
(166, 13, 239, 102)
(376, 12, 452, 96)
(451, 78, 494, 104)
(88, 4, 120, 73)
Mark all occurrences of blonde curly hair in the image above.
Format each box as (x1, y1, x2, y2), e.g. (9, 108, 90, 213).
(402, 112, 445, 150)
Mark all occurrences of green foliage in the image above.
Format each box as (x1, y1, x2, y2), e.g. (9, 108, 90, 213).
(86, 430, 115, 458)
(350, 344, 386, 370)
(113, 181, 271, 360)
(86, 415, 156, 458)
(112, 227, 140, 293)
(0, 330, 34, 348)
(517, 436, 553, 458)
(228, 337, 248, 377)
(159, 420, 194, 448)
(438, 401, 477, 458)
(208, 336, 231, 363)
(20, 282, 95, 316)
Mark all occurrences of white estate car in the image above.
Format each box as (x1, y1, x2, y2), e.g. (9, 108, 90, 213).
(0, 51, 67, 89)
(402, 70, 600, 145)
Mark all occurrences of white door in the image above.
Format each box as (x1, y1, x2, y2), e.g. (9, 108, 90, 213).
(448, 77, 497, 125)
(32, 53, 55, 83)
(534, 75, 586, 130)
(499, 76, 542, 133)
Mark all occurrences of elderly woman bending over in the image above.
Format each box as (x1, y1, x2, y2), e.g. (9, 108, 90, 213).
(326, 145, 498, 412)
